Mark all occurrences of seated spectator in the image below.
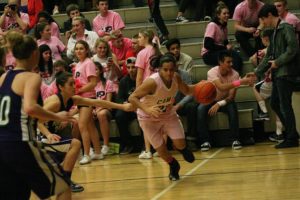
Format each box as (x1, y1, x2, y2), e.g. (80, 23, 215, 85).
(38, 44, 55, 86)
(197, 51, 255, 151)
(115, 57, 138, 154)
(92, 38, 121, 92)
(202, 2, 243, 73)
(274, 0, 300, 44)
(35, 22, 66, 62)
(64, 3, 91, 33)
(94, 62, 116, 156)
(92, 0, 125, 41)
(249, 29, 273, 66)
(67, 16, 99, 61)
(37, 11, 61, 39)
(165, 38, 193, 71)
(0, 0, 29, 34)
(109, 33, 132, 67)
(122, 34, 144, 76)
(233, 0, 264, 57)
(27, 0, 43, 29)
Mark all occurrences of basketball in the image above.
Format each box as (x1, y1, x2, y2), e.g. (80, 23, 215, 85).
(194, 80, 217, 104)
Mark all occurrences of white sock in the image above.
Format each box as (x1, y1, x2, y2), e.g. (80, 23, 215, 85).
(258, 100, 268, 113)
(276, 120, 283, 135)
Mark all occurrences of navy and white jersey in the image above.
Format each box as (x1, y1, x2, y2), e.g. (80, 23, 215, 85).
(0, 70, 40, 141)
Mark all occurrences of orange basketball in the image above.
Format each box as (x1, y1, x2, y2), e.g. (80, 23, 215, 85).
(194, 80, 217, 104)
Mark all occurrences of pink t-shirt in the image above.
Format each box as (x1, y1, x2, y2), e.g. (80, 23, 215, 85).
(40, 80, 58, 101)
(109, 37, 132, 62)
(137, 73, 178, 121)
(208, 66, 239, 101)
(283, 12, 300, 32)
(95, 79, 114, 100)
(233, 0, 264, 27)
(201, 22, 228, 56)
(50, 22, 61, 39)
(136, 46, 155, 81)
(37, 36, 65, 61)
(92, 10, 125, 37)
(5, 51, 16, 70)
(74, 58, 97, 98)
(1, 12, 29, 32)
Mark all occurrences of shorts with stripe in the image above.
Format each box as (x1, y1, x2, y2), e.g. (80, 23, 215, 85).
(0, 141, 70, 199)
(42, 139, 72, 164)
(139, 115, 185, 149)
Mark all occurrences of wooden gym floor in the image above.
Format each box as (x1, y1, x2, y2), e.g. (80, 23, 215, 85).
(31, 142, 300, 200)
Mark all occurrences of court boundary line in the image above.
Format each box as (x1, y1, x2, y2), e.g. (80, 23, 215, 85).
(150, 148, 224, 200)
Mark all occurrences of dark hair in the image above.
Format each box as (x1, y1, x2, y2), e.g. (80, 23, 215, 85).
(97, 0, 108, 4)
(34, 22, 49, 40)
(218, 50, 232, 62)
(261, 29, 274, 38)
(38, 44, 53, 75)
(94, 62, 106, 86)
(54, 60, 68, 72)
(12, 35, 38, 60)
(66, 4, 80, 16)
(150, 53, 176, 70)
(258, 4, 279, 18)
(55, 71, 73, 91)
(37, 11, 56, 24)
(165, 38, 181, 51)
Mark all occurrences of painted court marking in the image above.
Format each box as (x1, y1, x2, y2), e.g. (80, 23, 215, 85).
(151, 148, 224, 200)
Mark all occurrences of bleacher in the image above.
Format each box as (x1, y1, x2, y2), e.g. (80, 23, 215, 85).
(53, 0, 300, 139)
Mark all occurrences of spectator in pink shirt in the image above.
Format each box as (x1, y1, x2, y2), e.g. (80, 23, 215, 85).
(3, 30, 20, 70)
(274, 0, 300, 44)
(233, 0, 264, 57)
(73, 40, 102, 165)
(109, 33, 132, 67)
(37, 11, 61, 39)
(0, 0, 29, 34)
(201, 2, 243, 73)
(35, 22, 66, 62)
(92, 0, 125, 41)
(94, 62, 116, 156)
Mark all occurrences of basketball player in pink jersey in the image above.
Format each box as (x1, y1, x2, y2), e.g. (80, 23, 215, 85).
(129, 54, 195, 181)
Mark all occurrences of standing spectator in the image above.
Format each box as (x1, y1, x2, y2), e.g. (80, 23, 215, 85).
(0, 0, 29, 33)
(202, 2, 243, 72)
(256, 4, 300, 148)
(233, 0, 264, 57)
(148, 0, 169, 44)
(64, 3, 91, 33)
(197, 51, 256, 151)
(165, 38, 193, 71)
(274, 0, 300, 44)
(73, 40, 101, 165)
(115, 57, 138, 154)
(37, 11, 61, 39)
(27, 0, 43, 29)
(67, 16, 99, 61)
(109, 33, 132, 67)
(92, 0, 125, 41)
(35, 22, 66, 62)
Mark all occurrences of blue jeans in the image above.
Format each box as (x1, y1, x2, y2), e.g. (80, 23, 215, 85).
(197, 101, 239, 144)
(270, 77, 299, 141)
